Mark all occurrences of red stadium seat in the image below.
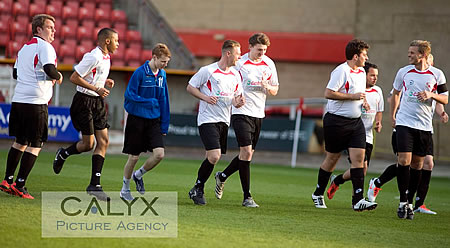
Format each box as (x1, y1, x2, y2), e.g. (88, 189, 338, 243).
(125, 47, 140, 66)
(59, 43, 76, 64)
(0, 0, 13, 14)
(111, 10, 127, 26)
(126, 30, 142, 43)
(95, 0, 112, 3)
(113, 22, 126, 38)
(10, 20, 28, 41)
(53, 17, 63, 38)
(82, 2, 96, 11)
(92, 26, 102, 40)
(51, 39, 61, 55)
(140, 49, 153, 62)
(81, 19, 95, 31)
(0, 21, 9, 46)
(63, 38, 77, 48)
(29, 4, 44, 19)
(98, 2, 112, 12)
(61, 25, 77, 40)
(76, 42, 92, 61)
(94, 8, 110, 23)
(128, 42, 142, 51)
(46, 1, 63, 18)
(34, 0, 47, 7)
(78, 7, 93, 21)
(80, 39, 94, 49)
(13, 2, 28, 16)
(62, 4, 78, 21)
(111, 44, 125, 66)
(6, 41, 22, 58)
(77, 25, 94, 41)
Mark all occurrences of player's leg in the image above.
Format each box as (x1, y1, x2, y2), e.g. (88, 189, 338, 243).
(1, 142, 26, 194)
(312, 151, 340, 208)
(414, 155, 436, 214)
(85, 128, 109, 201)
(121, 154, 140, 201)
(132, 148, 165, 195)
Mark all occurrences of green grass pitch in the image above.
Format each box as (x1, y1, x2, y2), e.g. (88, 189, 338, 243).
(1, 150, 449, 247)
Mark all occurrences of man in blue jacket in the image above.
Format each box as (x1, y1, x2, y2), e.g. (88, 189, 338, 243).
(120, 43, 171, 201)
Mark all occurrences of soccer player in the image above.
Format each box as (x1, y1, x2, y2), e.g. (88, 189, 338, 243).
(387, 40, 447, 220)
(214, 33, 279, 208)
(0, 14, 63, 199)
(326, 62, 384, 200)
(368, 54, 448, 215)
(311, 39, 377, 211)
(119, 43, 171, 201)
(186, 40, 245, 205)
(52, 28, 119, 201)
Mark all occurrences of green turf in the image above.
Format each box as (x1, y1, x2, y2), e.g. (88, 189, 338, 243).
(1, 150, 449, 248)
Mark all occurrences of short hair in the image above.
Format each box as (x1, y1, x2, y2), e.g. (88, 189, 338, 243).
(345, 39, 370, 60)
(410, 40, 431, 56)
(97, 28, 117, 43)
(249, 33, 271, 47)
(363, 62, 378, 73)
(222, 40, 240, 53)
(32, 14, 55, 35)
(152, 43, 171, 58)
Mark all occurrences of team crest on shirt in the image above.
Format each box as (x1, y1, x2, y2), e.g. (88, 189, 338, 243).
(408, 80, 414, 85)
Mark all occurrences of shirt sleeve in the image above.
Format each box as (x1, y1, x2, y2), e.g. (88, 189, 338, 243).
(159, 74, 170, 134)
(74, 52, 98, 78)
(378, 87, 384, 112)
(39, 42, 57, 66)
(326, 67, 346, 92)
(268, 59, 279, 86)
(392, 68, 405, 92)
(188, 67, 208, 88)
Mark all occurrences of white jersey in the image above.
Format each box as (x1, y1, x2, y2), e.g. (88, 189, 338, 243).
(361, 85, 384, 144)
(232, 53, 279, 118)
(189, 62, 242, 126)
(325, 62, 366, 118)
(74, 47, 111, 96)
(393, 65, 447, 131)
(12, 36, 57, 104)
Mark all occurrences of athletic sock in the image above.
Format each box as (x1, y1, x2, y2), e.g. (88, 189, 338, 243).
(407, 168, 422, 204)
(122, 177, 131, 191)
(415, 169, 432, 209)
(194, 159, 214, 190)
(15, 152, 38, 188)
(333, 174, 346, 186)
(90, 154, 105, 186)
(376, 163, 397, 188)
(238, 159, 251, 199)
(396, 164, 410, 203)
(4, 147, 23, 184)
(350, 168, 364, 205)
(220, 156, 239, 181)
(62, 142, 81, 159)
(313, 168, 332, 196)
(134, 166, 148, 180)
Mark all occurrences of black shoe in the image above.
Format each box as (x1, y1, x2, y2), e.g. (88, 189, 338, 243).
(397, 202, 407, 219)
(189, 186, 206, 205)
(53, 148, 66, 174)
(406, 204, 414, 220)
(86, 184, 110, 202)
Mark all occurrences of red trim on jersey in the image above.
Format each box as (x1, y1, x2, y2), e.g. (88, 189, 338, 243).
(350, 68, 364, 74)
(207, 80, 212, 92)
(234, 84, 238, 92)
(26, 38, 38, 45)
(345, 81, 349, 93)
(103, 55, 110, 60)
(34, 55, 38, 68)
(267, 74, 272, 80)
(432, 84, 438, 92)
(406, 69, 434, 75)
(402, 81, 407, 91)
(92, 68, 97, 78)
(243, 60, 269, 66)
(366, 88, 377, 93)
(213, 68, 235, 76)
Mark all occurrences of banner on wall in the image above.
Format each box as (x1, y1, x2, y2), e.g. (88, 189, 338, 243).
(0, 103, 79, 142)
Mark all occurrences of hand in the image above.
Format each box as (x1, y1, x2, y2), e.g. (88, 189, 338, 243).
(261, 80, 269, 90)
(205, 96, 218, 104)
(362, 99, 370, 111)
(234, 94, 246, 108)
(97, 87, 110, 98)
(440, 111, 449, 123)
(417, 91, 431, 102)
(391, 117, 396, 128)
(105, 79, 115, 88)
(353, 92, 366, 101)
(374, 121, 382, 133)
(54, 72, 63, 85)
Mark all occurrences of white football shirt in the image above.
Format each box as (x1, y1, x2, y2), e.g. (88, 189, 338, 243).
(74, 47, 111, 96)
(393, 65, 447, 131)
(12, 37, 57, 104)
(325, 62, 366, 118)
(189, 62, 242, 126)
(232, 53, 279, 118)
(361, 85, 384, 144)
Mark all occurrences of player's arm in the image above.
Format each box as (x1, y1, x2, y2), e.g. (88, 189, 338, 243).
(186, 84, 217, 104)
(262, 81, 278, 96)
(70, 71, 109, 97)
(390, 89, 401, 128)
(324, 88, 365, 101)
(43, 64, 63, 84)
(417, 88, 448, 105)
(374, 112, 383, 133)
(435, 102, 448, 123)
(159, 76, 170, 134)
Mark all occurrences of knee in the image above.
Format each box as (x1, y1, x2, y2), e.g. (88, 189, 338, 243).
(154, 149, 165, 161)
(79, 141, 95, 152)
(98, 137, 109, 149)
(239, 148, 253, 161)
(129, 155, 140, 164)
(207, 154, 221, 165)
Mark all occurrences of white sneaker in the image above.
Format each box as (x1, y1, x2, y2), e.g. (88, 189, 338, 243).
(414, 205, 436, 215)
(214, 172, 225, 199)
(367, 178, 382, 202)
(312, 194, 327, 209)
(353, 198, 377, 212)
(120, 190, 134, 201)
(242, 197, 259, 208)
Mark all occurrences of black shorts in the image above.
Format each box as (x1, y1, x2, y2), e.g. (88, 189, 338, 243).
(9, 102, 48, 147)
(198, 122, 228, 154)
(391, 130, 398, 155)
(70, 92, 110, 135)
(231, 114, 262, 149)
(323, 113, 366, 153)
(122, 114, 164, 156)
(395, 125, 432, 157)
(347, 142, 373, 165)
